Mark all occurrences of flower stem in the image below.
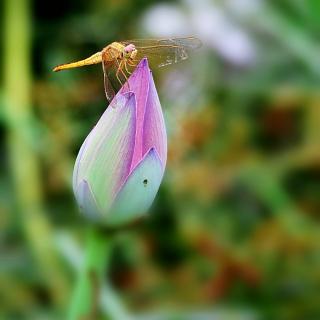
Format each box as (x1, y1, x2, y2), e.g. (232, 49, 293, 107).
(68, 227, 112, 320)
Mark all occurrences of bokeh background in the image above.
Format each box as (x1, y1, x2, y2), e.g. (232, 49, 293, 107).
(1, 0, 320, 319)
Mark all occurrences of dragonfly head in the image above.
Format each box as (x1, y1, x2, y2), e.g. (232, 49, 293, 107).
(123, 44, 137, 60)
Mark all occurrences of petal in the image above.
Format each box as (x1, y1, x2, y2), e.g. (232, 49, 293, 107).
(76, 179, 100, 220)
(73, 92, 136, 214)
(143, 71, 167, 167)
(120, 58, 150, 171)
(73, 129, 94, 194)
(106, 148, 164, 226)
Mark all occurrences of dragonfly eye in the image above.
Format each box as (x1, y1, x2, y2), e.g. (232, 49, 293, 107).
(124, 44, 136, 53)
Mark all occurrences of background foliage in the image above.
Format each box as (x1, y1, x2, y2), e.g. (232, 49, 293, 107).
(1, 0, 320, 319)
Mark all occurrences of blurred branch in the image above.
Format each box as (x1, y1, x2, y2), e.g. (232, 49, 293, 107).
(3, 0, 70, 307)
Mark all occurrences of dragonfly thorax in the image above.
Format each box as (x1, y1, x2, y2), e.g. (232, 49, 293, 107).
(106, 42, 137, 61)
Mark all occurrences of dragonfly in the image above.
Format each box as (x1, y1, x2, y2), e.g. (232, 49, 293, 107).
(53, 37, 202, 102)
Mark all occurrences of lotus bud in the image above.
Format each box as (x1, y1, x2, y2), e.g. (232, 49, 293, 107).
(73, 58, 167, 226)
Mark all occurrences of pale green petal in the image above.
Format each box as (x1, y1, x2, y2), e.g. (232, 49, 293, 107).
(76, 180, 101, 220)
(106, 148, 164, 226)
(73, 93, 136, 215)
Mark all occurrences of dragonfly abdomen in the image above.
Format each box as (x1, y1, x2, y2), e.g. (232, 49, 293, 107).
(53, 52, 103, 72)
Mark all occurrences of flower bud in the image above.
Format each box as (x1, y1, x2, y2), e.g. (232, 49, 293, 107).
(73, 58, 167, 226)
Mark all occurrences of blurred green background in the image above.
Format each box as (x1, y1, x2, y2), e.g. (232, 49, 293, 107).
(1, 0, 320, 319)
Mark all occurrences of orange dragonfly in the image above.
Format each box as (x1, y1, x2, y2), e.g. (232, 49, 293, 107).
(53, 37, 202, 102)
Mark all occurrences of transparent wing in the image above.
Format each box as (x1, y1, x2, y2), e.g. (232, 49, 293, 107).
(102, 60, 116, 102)
(120, 37, 202, 68)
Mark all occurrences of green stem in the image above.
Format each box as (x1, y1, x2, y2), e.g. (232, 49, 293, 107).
(68, 227, 112, 320)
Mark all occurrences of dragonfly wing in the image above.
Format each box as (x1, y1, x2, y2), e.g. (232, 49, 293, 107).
(102, 55, 131, 102)
(102, 59, 115, 102)
(135, 45, 189, 68)
(121, 37, 202, 50)
(120, 37, 202, 68)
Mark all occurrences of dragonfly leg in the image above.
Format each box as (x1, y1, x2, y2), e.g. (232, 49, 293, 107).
(119, 61, 128, 82)
(127, 59, 139, 66)
(115, 60, 124, 85)
(124, 60, 132, 75)
(115, 60, 128, 87)
(115, 70, 123, 86)
(121, 69, 128, 81)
